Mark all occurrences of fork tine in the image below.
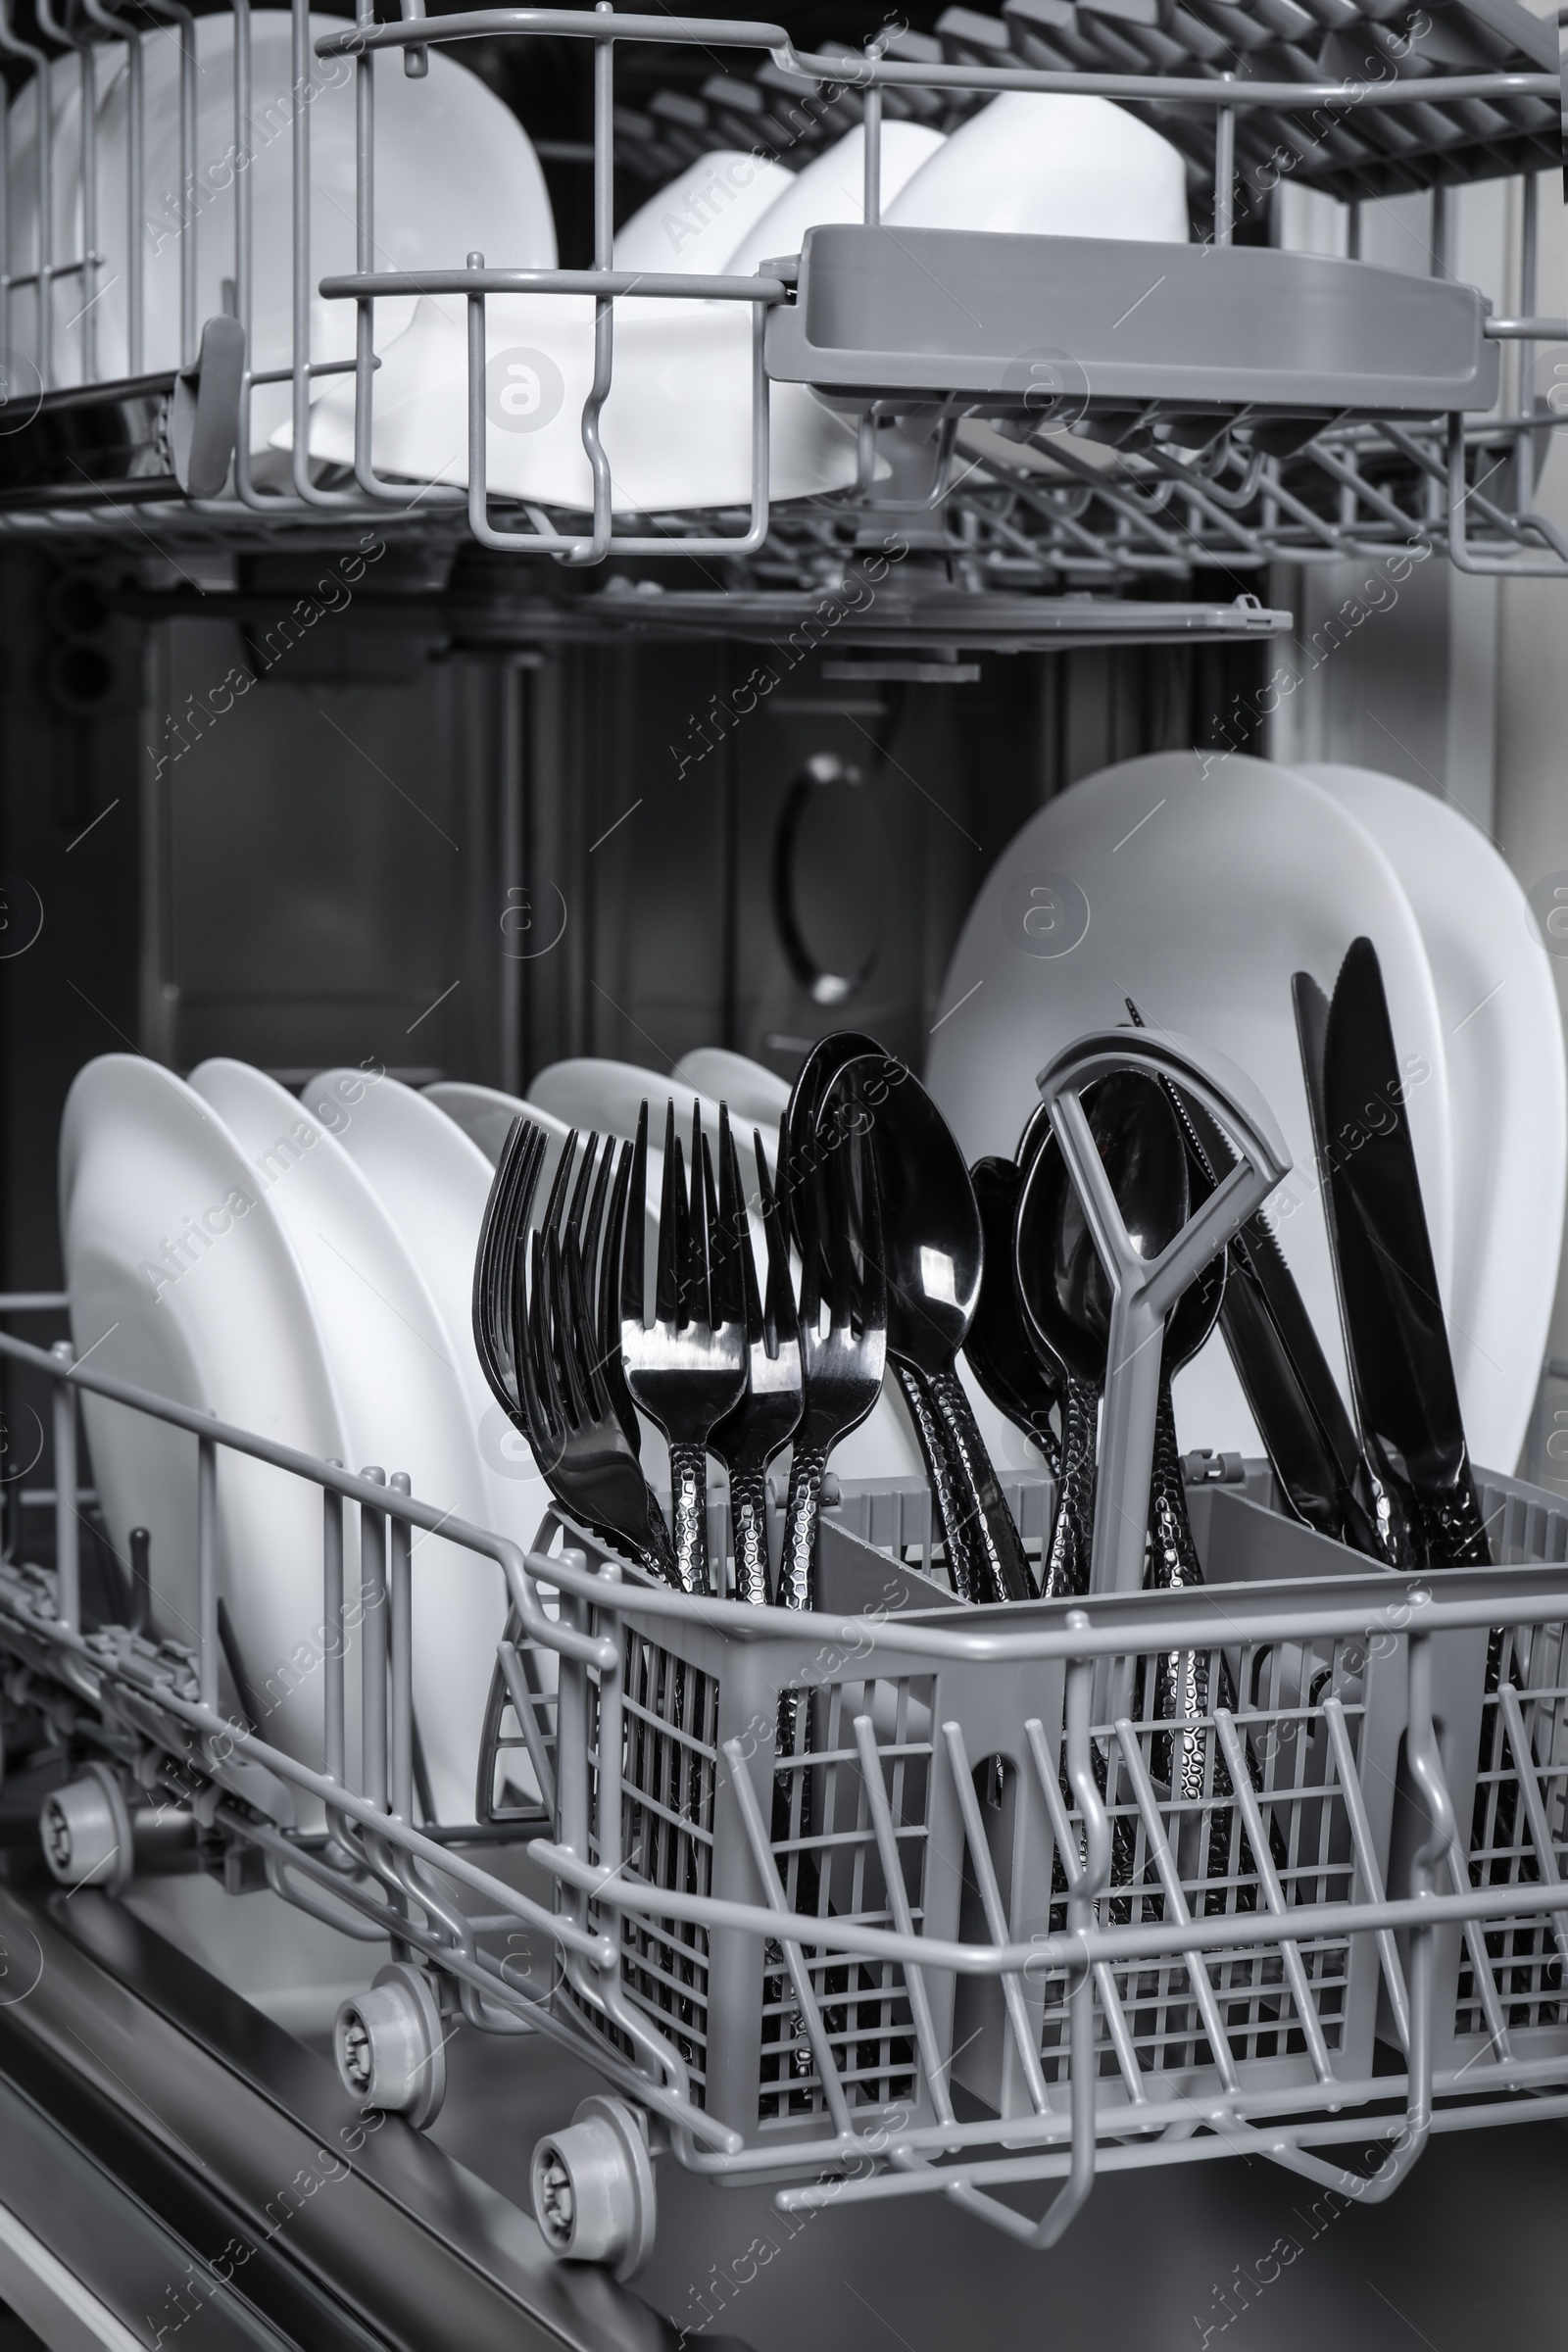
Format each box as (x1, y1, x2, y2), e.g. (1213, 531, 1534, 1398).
(474, 1115, 540, 1412)
(517, 1228, 560, 1471)
(718, 1105, 759, 1338)
(695, 1124, 720, 1333)
(542, 1126, 579, 1248)
(755, 1130, 798, 1348)
(620, 1102, 649, 1330)
(857, 1118, 888, 1337)
(565, 1128, 601, 1246)
(581, 1132, 615, 1299)
(796, 1136, 824, 1334)
(826, 1121, 856, 1332)
(657, 1102, 682, 1327)
(549, 1227, 591, 1431)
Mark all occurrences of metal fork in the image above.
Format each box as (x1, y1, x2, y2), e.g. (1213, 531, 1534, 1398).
(475, 1115, 676, 1584)
(777, 1114, 887, 1614)
(620, 1100, 749, 1597)
(709, 1124, 804, 1606)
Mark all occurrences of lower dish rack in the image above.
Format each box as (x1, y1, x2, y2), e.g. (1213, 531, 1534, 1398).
(6, 1318, 1568, 2264)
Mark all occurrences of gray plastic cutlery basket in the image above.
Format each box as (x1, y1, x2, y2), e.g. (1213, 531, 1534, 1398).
(509, 1472, 1415, 2147)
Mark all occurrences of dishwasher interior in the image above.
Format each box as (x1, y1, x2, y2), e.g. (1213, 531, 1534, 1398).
(0, 0, 1565, 2342)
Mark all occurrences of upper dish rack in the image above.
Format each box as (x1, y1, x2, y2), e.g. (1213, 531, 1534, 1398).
(0, 0, 1558, 615)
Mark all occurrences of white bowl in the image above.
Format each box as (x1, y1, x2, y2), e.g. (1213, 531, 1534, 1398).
(281, 283, 872, 511)
(885, 91, 1189, 243)
(724, 122, 947, 273)
(6, 13, 554, 452)
(614, 149, 796, 278)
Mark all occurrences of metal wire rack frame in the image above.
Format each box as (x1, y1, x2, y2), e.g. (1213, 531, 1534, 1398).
(9, 1310, 1568, 2247)
(0, 0, 1558, 587)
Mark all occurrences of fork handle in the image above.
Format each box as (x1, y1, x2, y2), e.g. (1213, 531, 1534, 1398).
(729, 1467, 771, 1607)
(779, 1444, 829, 1612)
(891, 1361, 976, 1603)
(667, 1442, 710, 1596)
(927, 1368, 1036, 1603)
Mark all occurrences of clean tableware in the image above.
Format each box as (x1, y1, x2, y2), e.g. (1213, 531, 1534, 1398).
(670, 1049, 790, 1127)
(1301, 762, 1566, 1476)
(1016, 1072, 1223, 1602)
(884, 91, 1190, 243)
(708, 1125, 803, 1605)
(8, 14, 554, 448)
(723, 122, 947, 273)
(824, 1053, 1035, 1603)
(1010, 1102, 1098, 1600)
(303, 1069, 549, 1542)
(926, 752, 1453, 1462)
(1125, 999, 1388, 1559)
(1299, 940, 1491, 1570)
(282, 283, 872, 511)
(476, 1117, 677, 1583)
(619, 1102, 749, 1596)
(190, 1059, 501, 1823)
(778, 1112, 888, 1611)
(965, 1154, 1061, 1474)
(613, 149, 797, 278)
(60, 1055, 348, 1782)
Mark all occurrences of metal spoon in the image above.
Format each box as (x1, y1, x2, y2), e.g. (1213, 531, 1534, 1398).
(824, 1054, 1035, 1604)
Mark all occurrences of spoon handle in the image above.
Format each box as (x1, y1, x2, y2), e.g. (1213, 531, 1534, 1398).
(779, 1442, 829, 1612)
(667, 1441, 710, 1596)
(729, 1465, 771, 1607)
(890, 1361, 977, 1602)
(927, 1369, 1036, 1601)
(1043, 1375, 1097, 1600)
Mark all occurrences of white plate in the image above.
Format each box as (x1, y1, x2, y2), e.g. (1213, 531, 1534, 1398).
(189, 1060, 503, 1824)
(886, 91, 1189, 243)
(280, 284, 872, 511)
(7, 15, 554, 448)
(302, 1069, 555, 1535)
(1299, 763, 1566, 1473)
(614, 149, 797, 278)
(59, 1055, 347, 1781)
(724, 122, 947, 273)
(671, 1048, 791, 1127)
(925, 752, 1453, 1457)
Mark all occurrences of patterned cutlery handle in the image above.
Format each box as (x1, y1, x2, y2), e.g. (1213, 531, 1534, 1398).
(779, 1442, 830, 1614)
(1042, 1375, 1097, 1600)
(667, 1441, 710, 1595)
(891, 1360, 976, 1602)
(729, 1465, 772, 1607)
(928, 1367, 1036, 1602)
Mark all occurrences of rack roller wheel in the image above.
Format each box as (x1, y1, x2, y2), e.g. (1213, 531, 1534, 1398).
(333, 1963, 448, 2130)
(531, 2095, 657, 2278)
(39, 1763, 133, 1897)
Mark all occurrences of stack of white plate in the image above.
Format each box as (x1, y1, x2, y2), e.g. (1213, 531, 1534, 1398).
(925, 753, 1566, 1481)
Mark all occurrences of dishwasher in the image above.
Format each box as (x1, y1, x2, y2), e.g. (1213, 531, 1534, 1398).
(0, 0, 1564, 2342)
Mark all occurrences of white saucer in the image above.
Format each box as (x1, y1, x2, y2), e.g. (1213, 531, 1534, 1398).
(189, 1060, 503, 1825)
(1300, 763, 1566, 1472)
(614, 149, 797, 278)
(926, 752, 1453, 1457)
(60, 1055, 347, 1781)
(671, 1049, 791, 1127)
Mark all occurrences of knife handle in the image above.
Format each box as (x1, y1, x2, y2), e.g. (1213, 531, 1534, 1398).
(892, 1359, 977, 1602)
(928, 1367, 1036, 1601)
(1043, 1375, 1097, 1600)
(667, 1442, 710, 1596)
(729, 1465, 771, 1607)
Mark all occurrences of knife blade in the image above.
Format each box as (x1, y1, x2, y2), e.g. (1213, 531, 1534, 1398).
(1307, 937, 1490, 1569)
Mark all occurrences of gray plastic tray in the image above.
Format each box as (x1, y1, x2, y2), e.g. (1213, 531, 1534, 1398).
(764, 228, 1501, 416)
